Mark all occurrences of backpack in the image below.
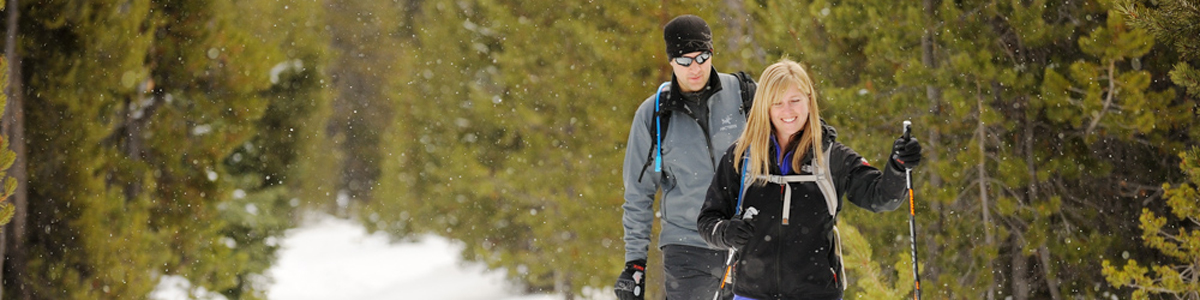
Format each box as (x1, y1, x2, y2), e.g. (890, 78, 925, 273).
(637, 71, 757, 182)
(735, 147, 847, 290)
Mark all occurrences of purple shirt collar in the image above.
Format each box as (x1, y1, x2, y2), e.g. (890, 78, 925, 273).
(770, 134, 795, 175)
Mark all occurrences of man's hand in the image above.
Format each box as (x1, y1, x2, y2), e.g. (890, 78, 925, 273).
(614, 259, 646, 300)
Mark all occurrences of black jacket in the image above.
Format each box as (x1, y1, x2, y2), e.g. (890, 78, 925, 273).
(697, 124, 907, 300)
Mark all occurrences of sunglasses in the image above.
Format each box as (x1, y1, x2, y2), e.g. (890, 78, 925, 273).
(671, 51, 712, 67)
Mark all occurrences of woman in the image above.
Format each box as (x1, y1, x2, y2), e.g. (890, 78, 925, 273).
(697, 58, 922, 300)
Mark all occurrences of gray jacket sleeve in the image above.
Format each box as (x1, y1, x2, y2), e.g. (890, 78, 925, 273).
(621, 97, 659, 263)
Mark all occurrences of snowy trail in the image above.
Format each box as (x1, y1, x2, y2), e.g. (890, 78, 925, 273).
(154, 213, 560, 300)
(266, 214, 559, 300)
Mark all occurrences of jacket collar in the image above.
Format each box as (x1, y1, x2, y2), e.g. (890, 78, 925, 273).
(769, 119, 840, 172)
(663, 67, 723, 112)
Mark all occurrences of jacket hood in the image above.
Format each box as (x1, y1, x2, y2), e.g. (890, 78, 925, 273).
(820, 119, 838, 147)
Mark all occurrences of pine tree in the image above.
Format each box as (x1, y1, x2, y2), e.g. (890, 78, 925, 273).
(1103, 147, 1200, 300)
(13, 0, 328, 298)
(1100, 1, 1200, 299)
(1117, 0, 1200, 98)
(321, 0, 403, 206)
(0, 52, 18, 299)
(0, 0, 23, 295)
(0, 57, 15, 227)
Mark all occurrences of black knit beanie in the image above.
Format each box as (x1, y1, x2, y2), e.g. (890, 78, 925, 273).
(663, 15, 713, 59)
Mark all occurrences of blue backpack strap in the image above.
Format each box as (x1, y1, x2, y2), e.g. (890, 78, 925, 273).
(635, 82, 673, 183)
(653, 82, 670, 172)
(735, 153, 749, 215)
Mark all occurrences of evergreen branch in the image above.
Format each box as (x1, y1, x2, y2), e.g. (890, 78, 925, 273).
(1086, 59, 1119, 136)
(953, 177, 979, 204)
(1127, 283, 1179, 295)
(986, 177, 1027, 205)
(871, 84, 926, 100)
(1175, 264, 1193, 280)
(1181, 43, 1200, 62)
(0, 202, 12, 226)
(953, 5, 988, 28)
(1059, 205, 1078, 236)
(1141, 189, 1166, 206)
(1171, 62, 1200, 97)
(1174, 0, 1199, 15)
(1115, 180, 1168, 203)
(996, 209, 1030, 232)
(1128, 135, 1161, 149)
(1061, 96, 1083, 106)
(1051, 178, 1100, 225)
(1159, 230, 1184, 244)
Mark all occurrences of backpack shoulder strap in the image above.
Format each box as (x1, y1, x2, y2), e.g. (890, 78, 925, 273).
(816, 148, 838, 218)
(652, 83, 671, 173)
(637, 82, 672, 183)
(733, 71, 757, 115)
(736, 154, 750, 215)
(745, 147, 838, 221)
(820, 146, 846, 291)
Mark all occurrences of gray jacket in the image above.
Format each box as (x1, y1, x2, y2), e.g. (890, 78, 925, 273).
(622, 71, 747, 263)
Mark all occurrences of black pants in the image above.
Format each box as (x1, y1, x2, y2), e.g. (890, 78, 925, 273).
(662, 244, 731, 300)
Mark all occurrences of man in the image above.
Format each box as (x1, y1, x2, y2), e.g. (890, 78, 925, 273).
(614, 14, 754, 300)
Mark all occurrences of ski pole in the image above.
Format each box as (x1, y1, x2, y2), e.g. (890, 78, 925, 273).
(902, 120, 921, 300)
(713, 206, 758, 300)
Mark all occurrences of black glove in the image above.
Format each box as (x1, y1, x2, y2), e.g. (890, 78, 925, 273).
(614, 259, 646, 300)
(719, 219, 756, 249)
(891, 136, 922, 170)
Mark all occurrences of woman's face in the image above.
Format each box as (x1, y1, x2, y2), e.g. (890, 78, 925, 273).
(769, 85, 810, 141)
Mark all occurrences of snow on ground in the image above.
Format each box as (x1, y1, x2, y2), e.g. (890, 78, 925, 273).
(152, 213, 561, 300)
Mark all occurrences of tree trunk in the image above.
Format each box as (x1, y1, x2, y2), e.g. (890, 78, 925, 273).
(555, 270, 574, 300)
(118, 78, 158, 200)
(718, 0, 765, 70)
(323, 0, 395, 206)
(0, 227, 4, 299)
(657, 0, 671, 83)
(920, 0, 943, 283)
(922, 0, 942, 187)
(1038, 244, 1062, 300)
(1024, 96, 1037, 206)
(1010, 234, 1031, 300)
(1024, 96, 1064, 300)
(2, 1, 27, 299)
(718, 0, 745, 72)
(975, 82, 994, 300)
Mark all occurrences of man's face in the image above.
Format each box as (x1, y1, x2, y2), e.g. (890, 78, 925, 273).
(670, 51, 712, 93)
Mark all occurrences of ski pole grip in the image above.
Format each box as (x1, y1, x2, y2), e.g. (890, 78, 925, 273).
(902, 120, 912, 140)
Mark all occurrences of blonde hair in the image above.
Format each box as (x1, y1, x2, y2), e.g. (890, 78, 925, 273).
(733, 58, 825, 185)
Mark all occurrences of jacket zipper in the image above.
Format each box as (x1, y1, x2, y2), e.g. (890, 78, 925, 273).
(680, 107, 717, 169)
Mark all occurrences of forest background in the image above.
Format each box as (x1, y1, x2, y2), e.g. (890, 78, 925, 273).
(0, 0, 1195, 299)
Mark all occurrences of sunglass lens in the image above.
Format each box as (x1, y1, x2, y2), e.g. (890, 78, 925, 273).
(673, 57, 693, 66)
